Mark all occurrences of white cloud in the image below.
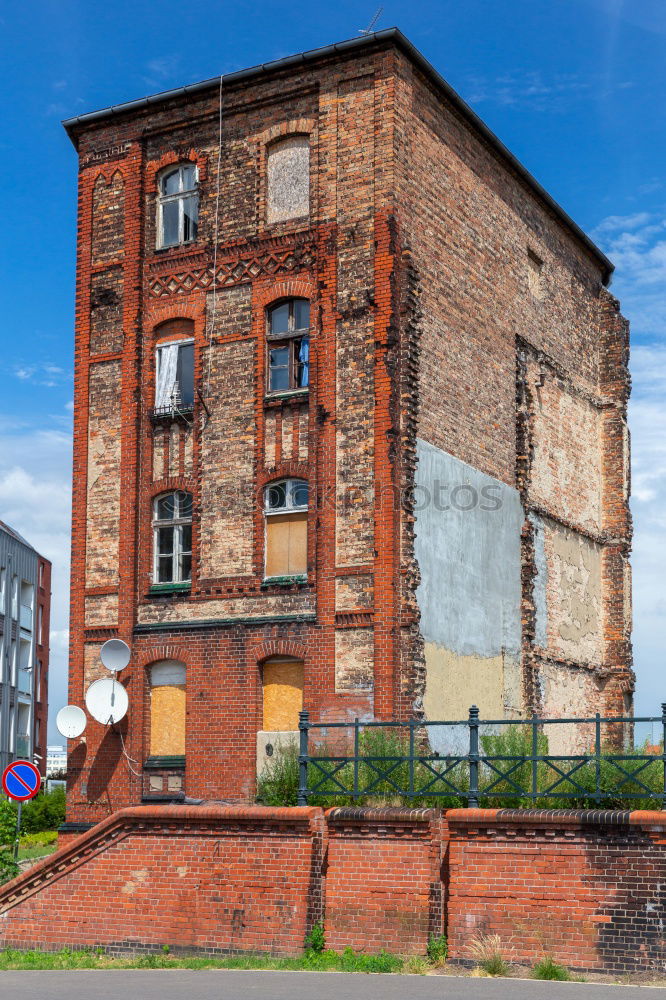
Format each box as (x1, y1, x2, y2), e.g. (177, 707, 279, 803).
(0, 424, 72, 741)
(12, 360, 72, 388)
(464, 69, 634, 112)
(593, 211, 666, 340)
(596, 210, 666, 714)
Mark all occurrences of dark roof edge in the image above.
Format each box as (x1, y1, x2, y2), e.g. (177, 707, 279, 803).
(62, 27, 613, 284)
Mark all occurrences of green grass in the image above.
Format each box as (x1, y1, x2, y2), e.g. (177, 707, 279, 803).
(17, 830, 58, 862)
(0, 946, 405, 973)
(532, 957, 571, 981)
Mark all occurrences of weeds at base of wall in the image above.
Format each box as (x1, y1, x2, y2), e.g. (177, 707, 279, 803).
(467, 934, 511, 977)
(0, 947, 406, 973)
(532, 957, 572, 981)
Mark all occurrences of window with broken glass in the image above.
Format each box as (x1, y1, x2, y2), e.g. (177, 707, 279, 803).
(154, 340, 194, 416)
(153, 490, 193, 586)
(157, 164, 199, 248)
(266, 298, 310, 394)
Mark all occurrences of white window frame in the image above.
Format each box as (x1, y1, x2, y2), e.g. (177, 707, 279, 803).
(155, 337, 195, 411)
(264, 478, 309, 515)
(157, 164, 199, 249)
(152, 491, 193, 586)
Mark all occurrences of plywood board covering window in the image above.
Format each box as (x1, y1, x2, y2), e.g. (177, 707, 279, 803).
(263, 659, 304, 731)
(265, 512, 307, 576)
(150, 660, 186, 756)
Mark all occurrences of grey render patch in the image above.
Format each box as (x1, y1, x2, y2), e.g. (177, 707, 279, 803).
(414, 439, 523, 659)
(267, 136, 310, 224)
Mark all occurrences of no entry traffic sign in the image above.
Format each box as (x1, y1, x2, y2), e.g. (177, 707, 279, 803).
(2, 760, 41, 802)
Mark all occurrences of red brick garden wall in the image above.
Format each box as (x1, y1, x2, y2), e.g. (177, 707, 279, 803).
(2, 806, 665, 972)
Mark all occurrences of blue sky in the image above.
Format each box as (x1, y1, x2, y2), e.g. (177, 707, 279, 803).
(0, 0, 664, 739)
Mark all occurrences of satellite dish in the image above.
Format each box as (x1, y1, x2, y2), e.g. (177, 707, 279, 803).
(85, 677, 129, 724)
(56, 704, 87, 739)
(100, 638, 131, 673)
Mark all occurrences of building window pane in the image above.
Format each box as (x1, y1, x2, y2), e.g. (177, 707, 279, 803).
(266, 299, 311, 394)
(153, 491, 193, 585)
(158, 163, 199, 248)
(155, 339, 195, 412)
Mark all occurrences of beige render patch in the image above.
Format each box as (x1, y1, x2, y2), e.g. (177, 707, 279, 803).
(423, 643, 523, 722)
(545, 523, 603, 664)
(539, 662, 602, 753)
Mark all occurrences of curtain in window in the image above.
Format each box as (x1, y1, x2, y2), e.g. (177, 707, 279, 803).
(298, 337, 309, 387)
(156, 344, 179, 407)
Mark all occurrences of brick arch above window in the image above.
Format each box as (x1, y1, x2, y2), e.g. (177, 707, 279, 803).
(137, 646, 189, 671)
(254, 639, 308, 665)
(145, 150, 207, 195)
(154, 317, 195, 344)
(254, 277, 316, 313)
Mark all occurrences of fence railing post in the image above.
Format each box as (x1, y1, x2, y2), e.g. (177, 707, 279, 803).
(298, 710, 309, 806)
(661, 703, 666, 810)
(409, 718, 415, 799)
(595, 712, 602, 805)
(468, 705, 480, 808)
(531, 713, 538, 803)
(353, 718, 360, 800)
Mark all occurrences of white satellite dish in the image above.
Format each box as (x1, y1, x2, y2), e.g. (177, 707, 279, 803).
(85, 677, 129, 724)
(56, 704, 87, 739)
(100, 638, 131, 673)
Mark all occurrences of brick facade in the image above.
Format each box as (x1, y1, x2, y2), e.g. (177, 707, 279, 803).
(3, 806, 666, 972)
(63, 30, 632, 822)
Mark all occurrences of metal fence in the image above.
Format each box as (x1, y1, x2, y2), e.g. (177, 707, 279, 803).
(296, 705, 666, 808)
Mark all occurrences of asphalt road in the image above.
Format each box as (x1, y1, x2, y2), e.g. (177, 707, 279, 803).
(1, 971, 663, 999)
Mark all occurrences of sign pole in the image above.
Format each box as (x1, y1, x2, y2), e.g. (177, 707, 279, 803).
(13, 801, 22, 862)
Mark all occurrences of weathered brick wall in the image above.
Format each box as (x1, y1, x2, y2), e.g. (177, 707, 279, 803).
(65, 34, 631, 826)
(324, 807, 445, 953)
(446, 809, 666, 973)
(3, 806, 665, 971)
(0, 806, 325, 956)
(392, 51, 633, 720)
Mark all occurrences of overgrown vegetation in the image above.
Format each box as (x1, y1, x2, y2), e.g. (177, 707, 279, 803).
(468, 934, 510, 977)
(257, 726, 666, 810)
(532, 957, 571, 981)
(0, 800, 19, 885)
(0, 946, 405, 973)
(426, 933, 448, 965)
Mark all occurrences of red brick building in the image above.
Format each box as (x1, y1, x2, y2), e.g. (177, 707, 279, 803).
(62, 29, 632, 826)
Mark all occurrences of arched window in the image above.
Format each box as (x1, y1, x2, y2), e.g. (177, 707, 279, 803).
(157, 163, 199, 248)
(264, 478, 308, 579)
(149, 660, 186, 757)
(153, 490, 192, 585)
(266, 298, 310, 394)
(262, 658, 304, 732)
(267, 135, 309, 224)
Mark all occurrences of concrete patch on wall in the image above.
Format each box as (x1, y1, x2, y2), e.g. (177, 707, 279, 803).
(543, 519, 603, 664)
(414, 440, 523, 743)
(85, 361, 121, 588)
(335, 574, 373, 612)
(84, 593, 118, 627)
(199, 338, 255, 579)
(267, 136, 310, 224)
(531, 514, 548, 647)
(538, 661, 601, 753)
(335, 628, 374, 692)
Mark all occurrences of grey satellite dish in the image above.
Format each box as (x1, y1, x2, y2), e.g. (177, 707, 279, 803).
(56, 704, 87, 739)
(85, 677, 129, 725)
(100, 638, 131, 673)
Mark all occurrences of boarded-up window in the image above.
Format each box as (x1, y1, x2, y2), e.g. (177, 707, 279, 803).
(267, 136, 310, 224)
(264, 479, 308, 578)
(149, 660, 186, 756)
(262, 659, 304, 731)
(265, 513, 307, 576)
